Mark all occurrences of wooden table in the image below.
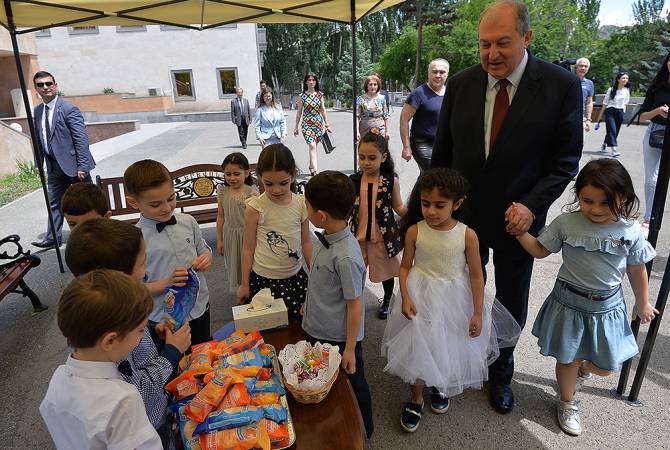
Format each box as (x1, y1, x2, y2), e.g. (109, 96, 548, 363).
(263, 321, 366, 450)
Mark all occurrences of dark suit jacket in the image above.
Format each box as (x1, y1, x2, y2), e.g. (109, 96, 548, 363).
(231, 97, 252, 126)
(33, 97, 95, 178)
(431, 53, 582, 247)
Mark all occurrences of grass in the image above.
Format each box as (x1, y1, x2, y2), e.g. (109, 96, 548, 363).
(0, 161, 42, 208)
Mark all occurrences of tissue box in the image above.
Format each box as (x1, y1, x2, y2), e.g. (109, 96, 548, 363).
(233, 300, 288, 333)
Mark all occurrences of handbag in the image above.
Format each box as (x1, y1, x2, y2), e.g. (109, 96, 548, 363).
(649, 125, 665, 149)
(322, 130, 336, 154)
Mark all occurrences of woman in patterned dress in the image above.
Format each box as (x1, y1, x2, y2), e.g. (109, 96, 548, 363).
(293, 72, 331, 176)
(357, 74, 390, 140)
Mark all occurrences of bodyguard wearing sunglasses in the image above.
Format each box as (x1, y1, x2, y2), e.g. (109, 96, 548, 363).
(31, 71, 95, 249)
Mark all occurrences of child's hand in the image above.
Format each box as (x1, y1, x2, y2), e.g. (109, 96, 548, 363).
(165, 322, 192, 354)
(192, 252, 212, 272)
(402, 297, 417, 320)
(341, 347, 356, 375)
(154, 323, 167, 341)
(170, 267, 189, 287)
(236, 285, 250, 305)
(469, 314, 482, 337)
(217, 241, 224, 256)
(633, 302, 659, 324)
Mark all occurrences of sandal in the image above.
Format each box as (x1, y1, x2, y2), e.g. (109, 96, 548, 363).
(309, 169, 318, 177)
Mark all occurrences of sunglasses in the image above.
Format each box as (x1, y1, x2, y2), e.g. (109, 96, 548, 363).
(35, 81, 54, 88)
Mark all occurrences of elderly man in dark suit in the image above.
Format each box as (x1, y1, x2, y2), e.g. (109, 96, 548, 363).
(231, 87, 252, 149)
(431, 0, 582, 414)
(31, 71, 95, 249)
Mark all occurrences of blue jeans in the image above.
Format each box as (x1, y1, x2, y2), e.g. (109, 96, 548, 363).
(603, 107, 624, 147)
(643, 123, 663, 220)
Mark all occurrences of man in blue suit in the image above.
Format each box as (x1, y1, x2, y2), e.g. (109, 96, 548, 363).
(31, 71, 95, 249)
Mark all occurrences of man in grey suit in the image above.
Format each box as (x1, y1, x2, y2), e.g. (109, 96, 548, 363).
(231, 87, 251, 149)
(431, 0, 582, 420)
(31, 71, 95, 249)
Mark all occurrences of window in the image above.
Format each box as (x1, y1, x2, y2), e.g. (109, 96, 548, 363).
(116, 25, 147, 32)
(216, 68, 238, 98)
(68, 26, 99, 35)
(171, 70, 195, 101)
(35, 29, 51, 37)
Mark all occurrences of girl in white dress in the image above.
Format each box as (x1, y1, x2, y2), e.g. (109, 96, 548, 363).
(382, 168, 520, 433)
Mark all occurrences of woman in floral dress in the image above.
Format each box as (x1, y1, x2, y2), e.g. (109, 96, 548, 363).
(294, 72, 331, 176)
(357, 74, 390, 140)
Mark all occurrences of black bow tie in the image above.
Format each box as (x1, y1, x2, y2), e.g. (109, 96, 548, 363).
(156, 216, 177, 232)
(314, 231, 330, 249)
(118, 360, 133, 377)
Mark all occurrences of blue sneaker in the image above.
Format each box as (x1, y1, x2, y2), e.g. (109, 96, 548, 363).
(400, 402, 423, 432)
(430, 387, 450, 414)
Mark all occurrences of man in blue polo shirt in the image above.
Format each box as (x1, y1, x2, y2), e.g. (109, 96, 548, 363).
(301, 171, 373, 440)
(575, 57, 594, 132)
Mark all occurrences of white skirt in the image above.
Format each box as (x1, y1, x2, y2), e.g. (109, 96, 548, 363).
(381, 268, 520, 397)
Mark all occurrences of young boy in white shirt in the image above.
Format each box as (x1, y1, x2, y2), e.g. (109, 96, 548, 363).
(40, 269, 162, 450)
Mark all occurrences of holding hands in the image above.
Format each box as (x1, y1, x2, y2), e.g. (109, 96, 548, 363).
(505, 202, 534, 236)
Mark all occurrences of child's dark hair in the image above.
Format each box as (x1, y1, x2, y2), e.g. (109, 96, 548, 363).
(61, 183, 109, 217)
(359, 129, 396, 177)
(566, 158, 639, 219)
(66, 218, 144, 276)
(257, 144, 299, 192)
(305, 171, 356, 220)
(123, 159, 172, 197)
(401, 168, 470, 236)
(221, 152, 254, 186)
(58, 269, 152, 349)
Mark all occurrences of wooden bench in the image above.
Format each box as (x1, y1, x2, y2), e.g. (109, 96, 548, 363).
(96, 163, 255, 224)
(0, 235, 48, 313)
(97, 163, 308, 224)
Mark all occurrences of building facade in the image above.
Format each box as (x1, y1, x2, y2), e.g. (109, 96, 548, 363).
(34, 24, 264, 115)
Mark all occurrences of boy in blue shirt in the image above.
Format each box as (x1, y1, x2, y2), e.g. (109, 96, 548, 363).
(302, 171, 373, 439)
(124, 159, 213, 345)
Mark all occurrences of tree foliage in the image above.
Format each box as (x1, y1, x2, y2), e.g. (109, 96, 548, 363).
(632, 0, 666, 24)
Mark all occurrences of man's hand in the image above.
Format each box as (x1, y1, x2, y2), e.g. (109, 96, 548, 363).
(165, 322, 192, 354)
(341, 347, 356, 375)
(401, 145, 412, 162)
(192, 252, 212, 272)
(505, 202, 534, 236)
(77, 170, 88, 180)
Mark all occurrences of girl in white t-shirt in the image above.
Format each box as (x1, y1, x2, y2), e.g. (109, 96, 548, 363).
(236, 144, 312, 318)
(595, 72, 630, 157)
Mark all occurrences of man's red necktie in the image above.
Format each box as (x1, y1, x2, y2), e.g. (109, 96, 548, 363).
(490, 78, 509, 149)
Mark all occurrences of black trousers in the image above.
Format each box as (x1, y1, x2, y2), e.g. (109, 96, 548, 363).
(410, 136, 433, 173)
(479, 240, 534, 386)
(603, 107, 624, 147)
(44, 154, 91, 242)
(237, 119, 249, 145)
(305, 335, 374, 439)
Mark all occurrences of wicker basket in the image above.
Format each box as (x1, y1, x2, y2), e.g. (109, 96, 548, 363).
(282, 368, 339, 404)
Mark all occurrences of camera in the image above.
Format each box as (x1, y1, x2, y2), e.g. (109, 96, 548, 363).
(552, 55, 577, 71)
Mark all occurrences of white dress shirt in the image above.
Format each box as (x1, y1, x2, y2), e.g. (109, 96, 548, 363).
(602, 87, 630, 110)
(41, 95, 58, 153)
(484, 50, 529, 157)
(39, 355, 162, 450)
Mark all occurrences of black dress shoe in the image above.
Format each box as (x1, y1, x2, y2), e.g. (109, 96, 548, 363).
(31, 239, 61, 249)
(489, 383, 514, 414)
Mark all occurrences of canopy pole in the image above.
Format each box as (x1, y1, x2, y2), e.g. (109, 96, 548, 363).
(616, 115, 670, 402)
(4, 0, 65, 273)
(351, 0, 358, 172)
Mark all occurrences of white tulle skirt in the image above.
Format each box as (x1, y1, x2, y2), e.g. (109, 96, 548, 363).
(381, 268, 521, 397)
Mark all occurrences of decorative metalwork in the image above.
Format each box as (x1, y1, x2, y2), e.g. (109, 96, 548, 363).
(173, 171, 226, 200)
(0, 235, 30, 262)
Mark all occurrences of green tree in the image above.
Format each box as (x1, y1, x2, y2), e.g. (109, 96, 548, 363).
(632, 0, 666, 24)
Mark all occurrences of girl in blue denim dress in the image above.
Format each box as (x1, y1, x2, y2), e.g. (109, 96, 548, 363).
(516, 158, 658, 437)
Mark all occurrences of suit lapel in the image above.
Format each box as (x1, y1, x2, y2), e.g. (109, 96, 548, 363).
(490, 55, 541, 155)
(471, 68, 488, 161)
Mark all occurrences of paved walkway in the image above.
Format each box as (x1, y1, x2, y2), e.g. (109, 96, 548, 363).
(1, 112, 669, 448)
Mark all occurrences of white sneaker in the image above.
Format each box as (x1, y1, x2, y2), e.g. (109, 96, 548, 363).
(557, 399, 582, 436)
(610, 149, 621, 157)
(574, 371, 593, 394)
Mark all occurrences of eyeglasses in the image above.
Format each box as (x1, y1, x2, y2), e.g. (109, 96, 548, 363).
(35, 81, 54, 88)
